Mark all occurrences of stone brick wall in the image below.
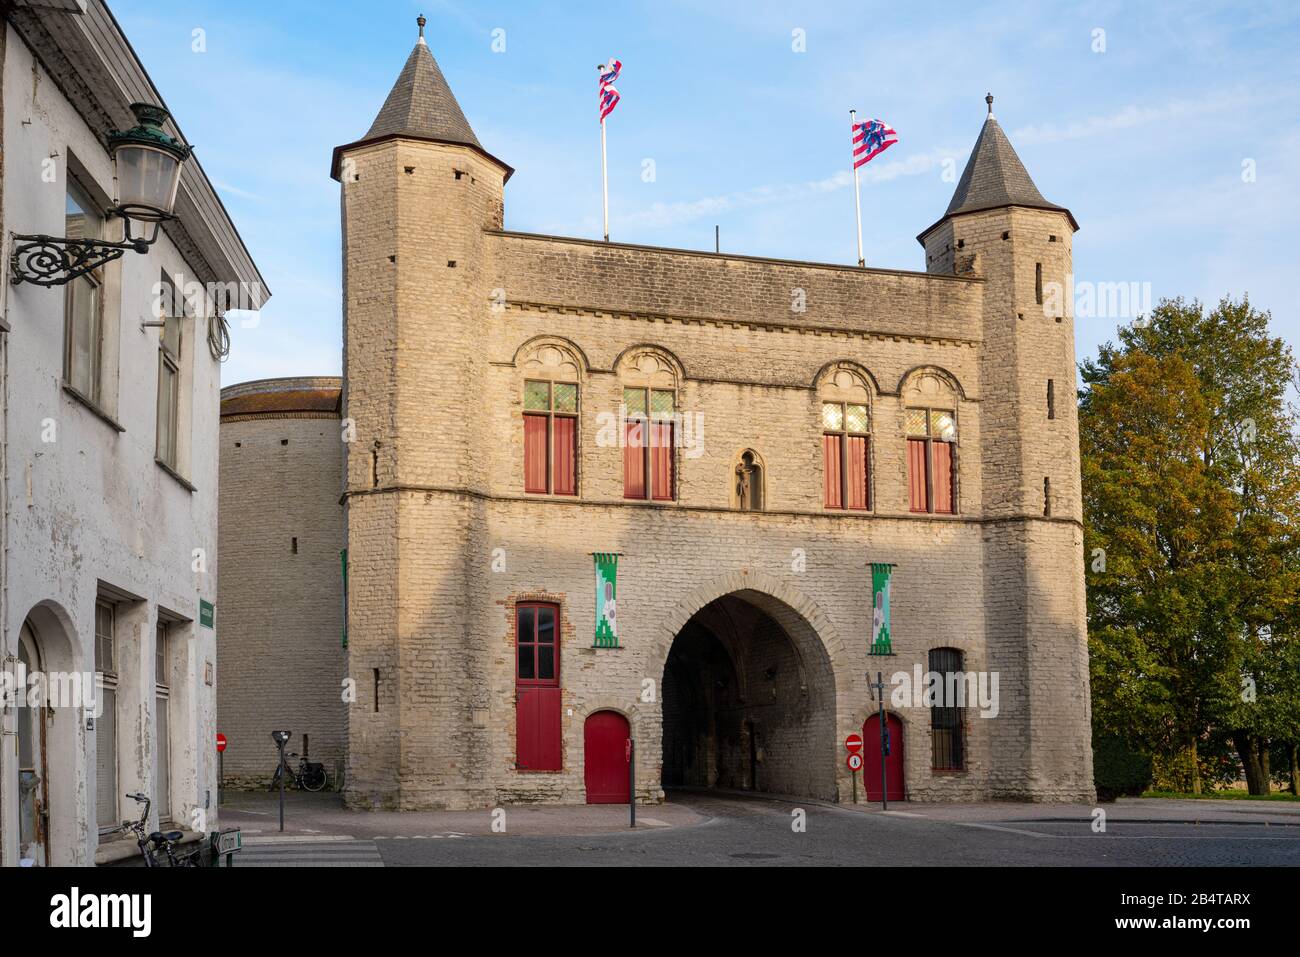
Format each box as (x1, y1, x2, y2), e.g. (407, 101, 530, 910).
(216, 380, 347, 786)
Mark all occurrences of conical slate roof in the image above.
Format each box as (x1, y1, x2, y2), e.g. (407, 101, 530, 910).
(918, 104, 1076, 242)
(331, 30, 512, 181)
(945, 116, 1065, 219)
(365, 38, 481, 148)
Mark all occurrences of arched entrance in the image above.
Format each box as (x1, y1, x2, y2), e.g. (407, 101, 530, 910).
(863, 713, 905, 802)
(584, 710, 631, 804)
(13, 603, 79, 866)
(661, 589, 837, 801)
(17, 622, 49, 865)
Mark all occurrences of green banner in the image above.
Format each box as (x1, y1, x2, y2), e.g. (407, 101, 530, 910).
(594, 553, 619, 648)
(870, 563, 892, 655)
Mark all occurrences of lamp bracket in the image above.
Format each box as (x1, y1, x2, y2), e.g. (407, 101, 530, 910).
(9, 212, 168, 287)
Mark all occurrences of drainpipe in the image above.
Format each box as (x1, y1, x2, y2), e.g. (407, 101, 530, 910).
(0, 9, 11, 868)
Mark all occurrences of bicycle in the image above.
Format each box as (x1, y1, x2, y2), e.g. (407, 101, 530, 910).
(269, 749, 329, 792)
(112, 793, 202, 867)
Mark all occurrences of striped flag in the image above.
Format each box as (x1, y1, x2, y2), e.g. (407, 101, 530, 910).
(599, 58, 622, 120)
(852, 118, 898, 169)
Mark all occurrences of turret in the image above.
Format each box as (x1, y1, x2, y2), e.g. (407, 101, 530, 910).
(919, 97, 1093, 800)
(332, 17, 511, 808)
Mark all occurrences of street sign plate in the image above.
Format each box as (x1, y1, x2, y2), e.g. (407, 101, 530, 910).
(215, 829, 241, 855)
(847, 753, 864, 772)
(199, 599, 215, 629)
(844, 733, 863, 754)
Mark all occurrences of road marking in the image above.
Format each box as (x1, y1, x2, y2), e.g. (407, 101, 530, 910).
(954, 822, 1052, 838)
(244, 834, 356, 845)
(236, 839, 383, 868)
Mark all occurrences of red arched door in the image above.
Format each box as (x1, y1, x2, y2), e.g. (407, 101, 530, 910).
(584, 711, 631, 804)
(863, 713, 905, 802)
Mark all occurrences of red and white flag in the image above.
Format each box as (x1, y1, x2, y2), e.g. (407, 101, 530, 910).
(599, 59, 622, 120)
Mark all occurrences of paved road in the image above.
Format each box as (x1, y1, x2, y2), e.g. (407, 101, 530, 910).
(235, 792, 1300, 867)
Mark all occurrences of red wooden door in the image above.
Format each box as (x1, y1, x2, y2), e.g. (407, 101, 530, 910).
(584, 711, 631, 803)
(516, 603, 562, 771)
(863, 713, 905, 802)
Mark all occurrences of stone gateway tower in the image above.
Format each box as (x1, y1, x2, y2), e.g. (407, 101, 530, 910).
(327, 29, 1093, 809)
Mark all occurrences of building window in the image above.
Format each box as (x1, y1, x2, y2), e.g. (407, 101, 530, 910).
(155, 622, 171, 821)
(929, 647, 965, 771)
(822, 402, 870, 510)
(156, 273, 183, 469)
(64, 180, 105, 402)
(1047, 379, 1055, 420)
(523, 379, 578, 495)
(95, 600, 118, 830)
(1035, 262, 1043, 305)
(515, 603, 561, 771)
(906, 408, 957, 514)
(623, 387, 675, 501)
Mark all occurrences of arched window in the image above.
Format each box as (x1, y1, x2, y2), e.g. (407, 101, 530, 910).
(929, 647, 965, 771)
(619, 349, 679, 501)
(903, 370, 959, 514)
(733, 450, 764, 511)
(819, 365, 872, 510)
(520, 343, 581, 496)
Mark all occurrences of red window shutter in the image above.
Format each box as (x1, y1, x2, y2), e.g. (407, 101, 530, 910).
(623, 421, 645, 499)
(933, 441, 955, 513)
(908, 438, 929, 512)
(523, 414, 548, 493)
(823, 434, 843, 508)
(552, 417, 577, 495)
(650, 422, 674, 501)
(847, 435, 869, 510)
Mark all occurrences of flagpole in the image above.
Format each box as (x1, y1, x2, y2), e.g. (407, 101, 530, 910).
(601, 116, 610, 242)
(850, 108, 865, 267)
(599, 63, 610, 242)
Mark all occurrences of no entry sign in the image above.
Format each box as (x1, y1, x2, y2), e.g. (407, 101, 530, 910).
(844, 733, 863, 754)
(847, 753, 864, 772)
(216, 733, 228, 753)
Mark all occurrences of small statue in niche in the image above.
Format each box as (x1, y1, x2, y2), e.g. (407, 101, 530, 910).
(735, 451, 763, 511)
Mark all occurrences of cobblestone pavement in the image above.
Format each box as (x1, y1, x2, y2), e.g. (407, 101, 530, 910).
(219, 790, 1300, 867)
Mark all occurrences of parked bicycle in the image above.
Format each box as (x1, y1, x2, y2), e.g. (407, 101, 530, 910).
(269, 747, 329, 792)
(111, 793, 202, 867)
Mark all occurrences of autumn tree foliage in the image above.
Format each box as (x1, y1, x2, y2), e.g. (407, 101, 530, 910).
(1081, 296, 1300, 795)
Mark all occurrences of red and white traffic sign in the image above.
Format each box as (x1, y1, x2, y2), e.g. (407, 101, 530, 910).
(844, 733, 863, 754)
(216, 733, 228, 753)
(846, 753, 864, 772)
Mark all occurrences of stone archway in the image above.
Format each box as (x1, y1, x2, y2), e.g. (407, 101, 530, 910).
(13, 601, 81, 866)
(652, 572, 847, 802)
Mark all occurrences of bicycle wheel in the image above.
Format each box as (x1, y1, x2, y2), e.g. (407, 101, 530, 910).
(302, 765, 328, 792)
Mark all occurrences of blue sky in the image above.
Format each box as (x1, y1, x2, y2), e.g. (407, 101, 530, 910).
(113, 0, 1300, 387)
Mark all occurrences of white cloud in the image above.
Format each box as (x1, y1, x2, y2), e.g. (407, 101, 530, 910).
(1012, 89, 1256, 145)
(621, 147, 953, 229)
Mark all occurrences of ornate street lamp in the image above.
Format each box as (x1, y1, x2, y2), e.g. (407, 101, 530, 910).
(10, 102, 192, 287)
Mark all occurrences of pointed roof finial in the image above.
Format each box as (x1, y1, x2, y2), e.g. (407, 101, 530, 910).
(985, 92, 994, 120)
(417, 14, 427, 44)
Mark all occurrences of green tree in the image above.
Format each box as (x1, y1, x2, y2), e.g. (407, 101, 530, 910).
(1081, 297, 1300, 794)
